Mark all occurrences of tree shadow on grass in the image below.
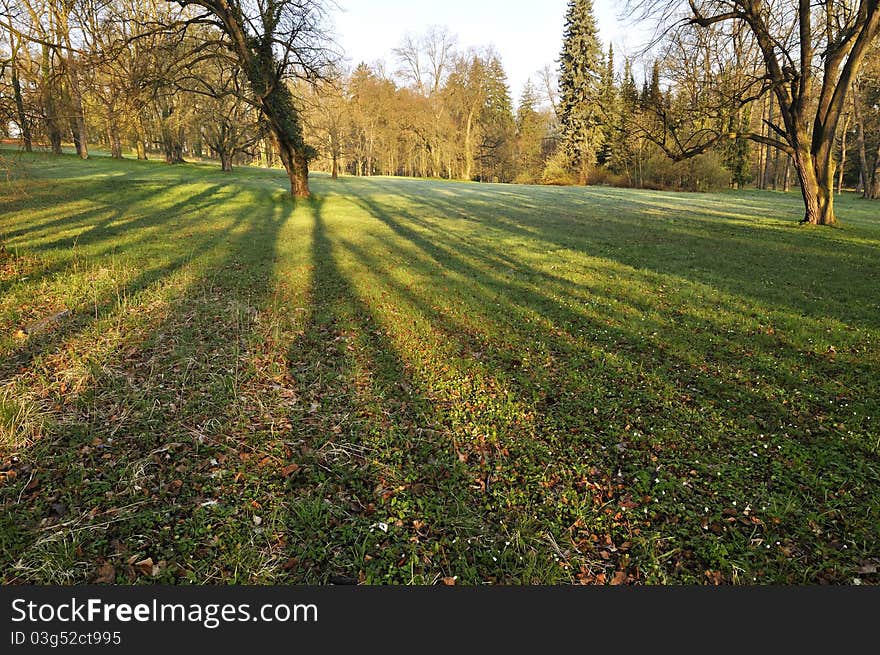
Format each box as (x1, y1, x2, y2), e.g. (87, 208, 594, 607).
(374, 180, 880, 330)
(0, 179, 296, 584)
(337, 188, 880, 583)
(0, 183, 251, 383)
(275, 196, 504, 584)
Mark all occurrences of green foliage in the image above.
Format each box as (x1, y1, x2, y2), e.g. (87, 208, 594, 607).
(541, 150, 578, 185)
(514, 81, 553, 184)
(641, 152, 733, 192)
(1, 152, 879, 585)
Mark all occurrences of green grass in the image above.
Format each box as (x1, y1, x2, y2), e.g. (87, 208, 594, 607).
(1, 151, 878, 585)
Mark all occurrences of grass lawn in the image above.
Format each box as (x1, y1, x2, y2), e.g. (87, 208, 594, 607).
(1, 151, 878, 585)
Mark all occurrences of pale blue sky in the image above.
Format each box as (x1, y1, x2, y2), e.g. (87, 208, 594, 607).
(332, 1, 648, 101)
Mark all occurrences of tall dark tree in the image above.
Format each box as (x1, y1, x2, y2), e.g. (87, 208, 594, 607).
(170, 0, 332, 197)
(558, 0, 604, 184)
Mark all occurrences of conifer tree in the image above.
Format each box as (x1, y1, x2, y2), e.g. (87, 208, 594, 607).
(596, 43, 618, 166)
(558, 0, 604, 184)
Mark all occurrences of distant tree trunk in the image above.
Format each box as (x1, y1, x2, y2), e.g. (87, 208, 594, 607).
(838, 112, 851, 195)
(331, 151, 338, 179)
(11, 66, 32, 152)
(70, 118, 83, 157)
(852, 84, 870, 197)
(41, 45, 63, 155)
(2, 21, 31, 151)
(870, 142, 880, 200)
(762, 95, 775, 189)
(62, 35, 88, 159)
(783, 156, 792, 192)
(107, 124, 122, 159)
(773, 145, 781, 190)
(135, 116, 149, 160)
(463, 107, 475, 181)
(220, 150, 233, 171)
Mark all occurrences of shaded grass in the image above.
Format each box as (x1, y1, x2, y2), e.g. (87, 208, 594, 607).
(1, 151, 878, 585)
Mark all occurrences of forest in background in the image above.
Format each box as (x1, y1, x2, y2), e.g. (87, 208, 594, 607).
(1, 1, 879, 196)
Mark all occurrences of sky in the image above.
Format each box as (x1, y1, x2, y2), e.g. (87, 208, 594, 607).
(331, 1, 650, 103)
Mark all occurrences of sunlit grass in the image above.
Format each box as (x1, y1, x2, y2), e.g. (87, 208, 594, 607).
(1, 151, 878, 585)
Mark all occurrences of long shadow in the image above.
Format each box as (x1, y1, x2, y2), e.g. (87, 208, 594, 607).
(1, 174, 293, 584)
(377, 181, 880, 330)
(274, 196, 487, 583)
(0, 188, 251, 383)
(338, 187, 879, 581)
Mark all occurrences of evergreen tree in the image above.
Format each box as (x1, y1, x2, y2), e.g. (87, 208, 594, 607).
(516, 80, 550, 182)
(597, 43, 618, 165)
(479, 55, 517, 182)
(608, 58, 639, 181)
(558, 0, 604, 184)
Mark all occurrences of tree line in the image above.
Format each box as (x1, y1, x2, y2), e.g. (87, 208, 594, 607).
(1, 0, 878, 220)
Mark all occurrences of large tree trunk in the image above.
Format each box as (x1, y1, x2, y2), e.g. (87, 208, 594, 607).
(794, 145, 836, 225)
(256, 85, 310, 197)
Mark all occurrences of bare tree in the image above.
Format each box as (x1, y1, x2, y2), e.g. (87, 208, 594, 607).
(168, 0, 335, 197)
(628, 0, 880, 225)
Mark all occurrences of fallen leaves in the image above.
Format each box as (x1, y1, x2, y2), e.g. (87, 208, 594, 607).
(94, 562, 116, 584)
(134, 557, 155, 577)
(281, 463, 301, 477)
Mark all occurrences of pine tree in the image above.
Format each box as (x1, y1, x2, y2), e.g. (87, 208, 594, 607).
(558, 0, 604, 184)
(597, 43, 618, 166)
(609, 58, 640, 182)
(516, 80, 549, 182)
(480, 55, 517, 182)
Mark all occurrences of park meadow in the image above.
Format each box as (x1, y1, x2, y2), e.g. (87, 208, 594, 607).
(1, 151, 878, 585)
(2, 0, 880, 587)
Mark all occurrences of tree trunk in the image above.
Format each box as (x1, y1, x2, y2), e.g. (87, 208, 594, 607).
(136, 117, 149, 160)
(220, 151, 233, 172)
(463, 108, 475, 181)
(763, 95, 775, 189)
(40, 44, 63, 155)
(794, 145, 836, 225)
(838, 112, 850, 195)
(331, 151, 338, 179)
(107, 125, 122, 159)
(852, 86, 870, 198)
(869, 141, 880, 200)
(271, 131, 309, 197)
(63, 47, 88, 159)
(70, 120, 83, 157)
(11, 65, 32, 152)
(257, 90, 310, 197)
